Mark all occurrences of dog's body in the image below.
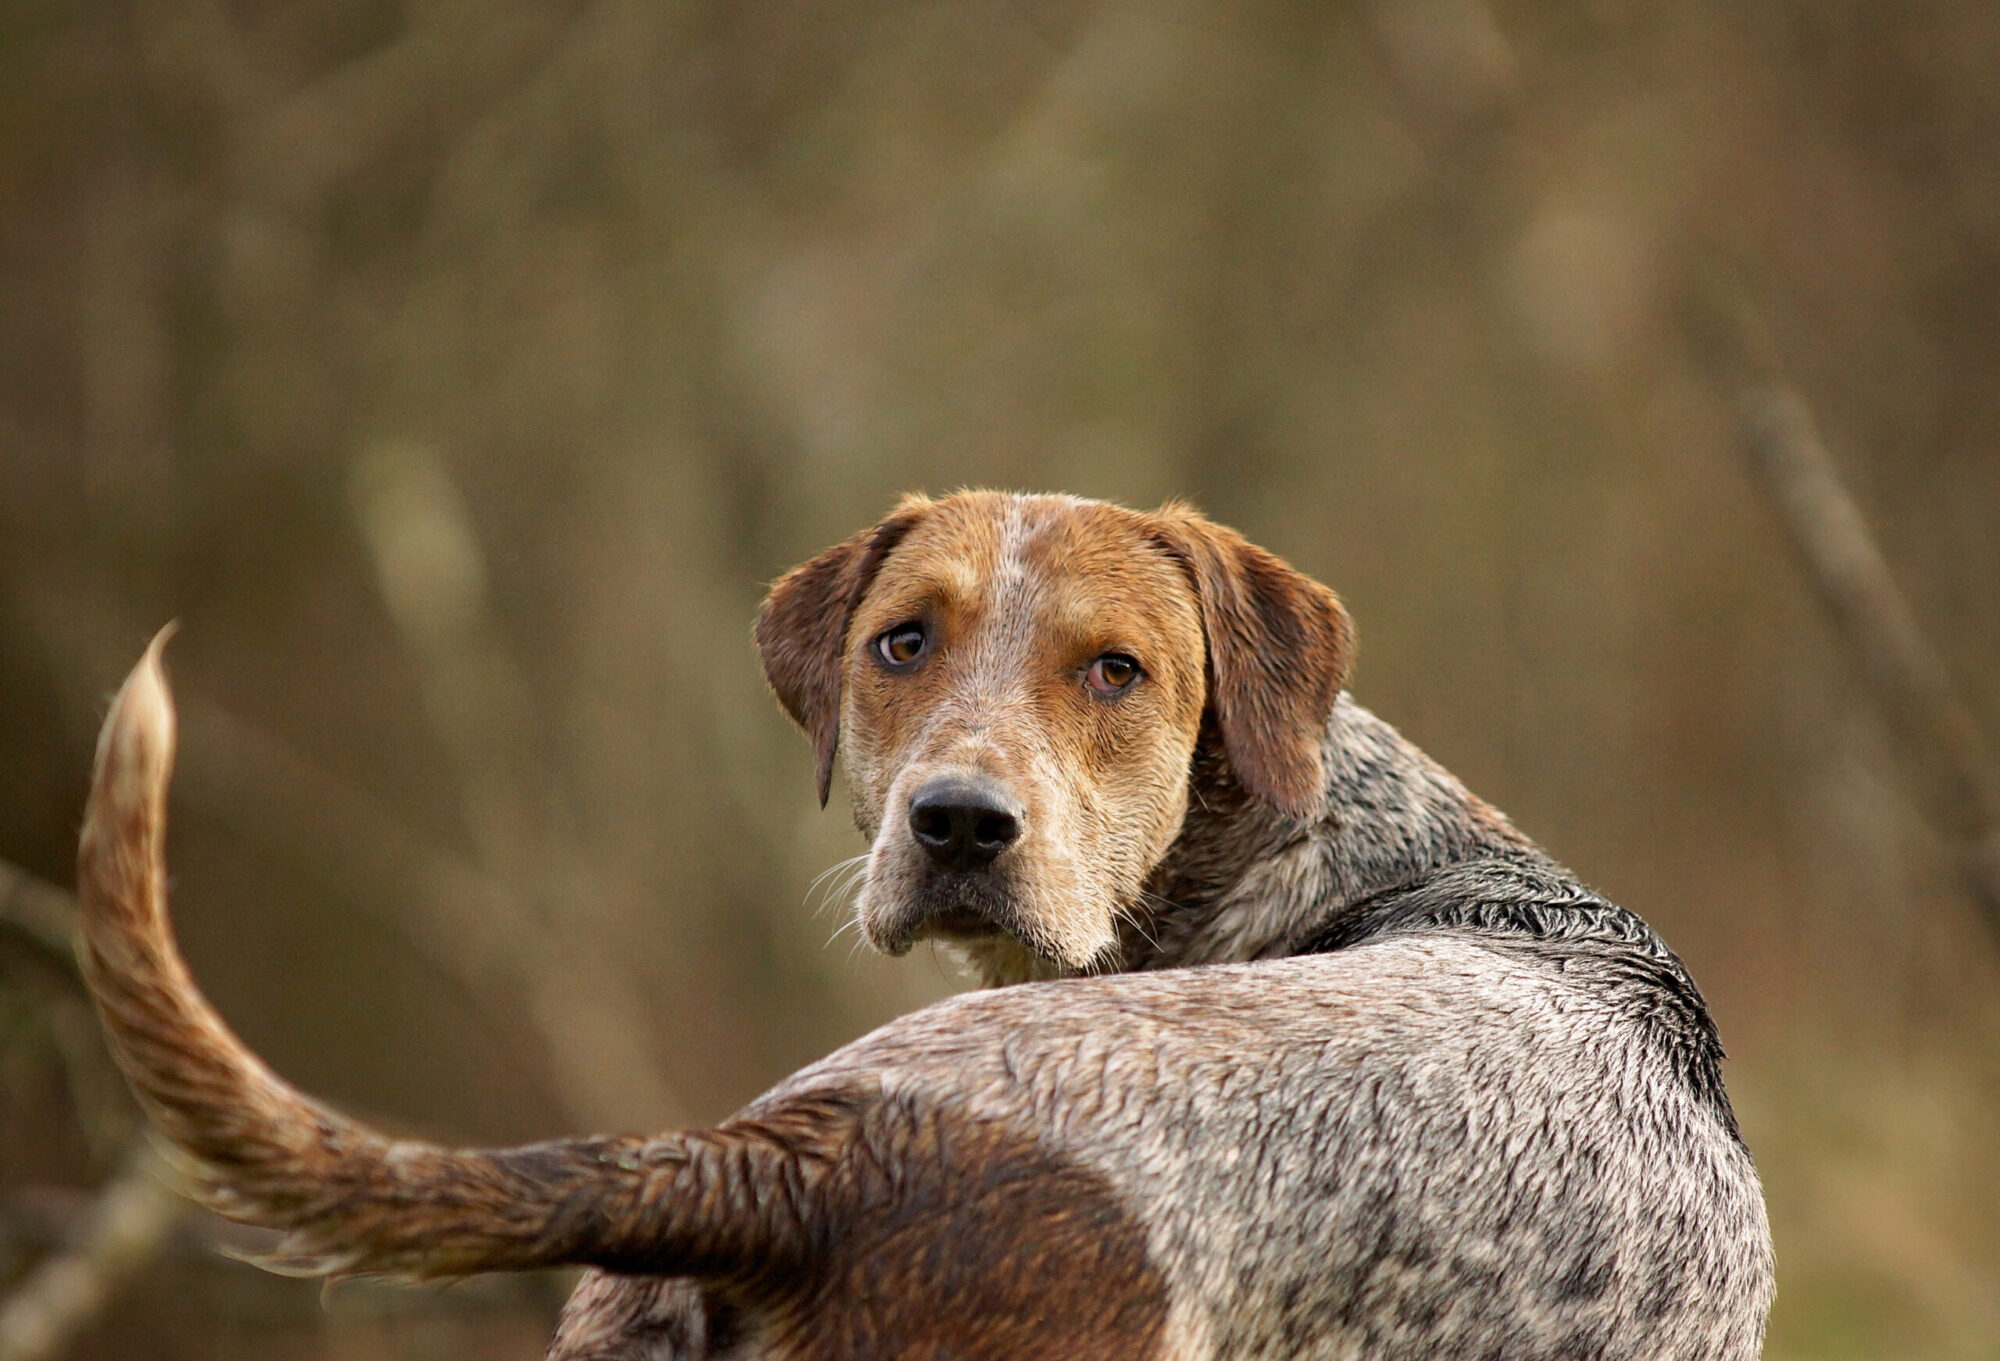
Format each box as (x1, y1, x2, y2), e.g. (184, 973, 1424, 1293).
(549, 694, 1769, 1359)
(73, 493, 1773, 1360)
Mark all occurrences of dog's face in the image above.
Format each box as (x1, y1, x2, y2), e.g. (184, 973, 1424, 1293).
(757, 492, 1351, 981)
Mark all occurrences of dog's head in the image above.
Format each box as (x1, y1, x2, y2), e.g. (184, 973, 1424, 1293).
(756, 492, 1352, 980)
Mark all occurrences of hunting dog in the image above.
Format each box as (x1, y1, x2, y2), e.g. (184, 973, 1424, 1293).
(75, 492, 1773, 1360)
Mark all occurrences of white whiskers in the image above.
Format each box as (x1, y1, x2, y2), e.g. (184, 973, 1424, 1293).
(805, 854, 869, 916)
(805, 853, 873, 951)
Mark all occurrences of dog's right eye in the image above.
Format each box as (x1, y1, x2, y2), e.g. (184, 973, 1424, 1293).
(875, 623, 927, 668)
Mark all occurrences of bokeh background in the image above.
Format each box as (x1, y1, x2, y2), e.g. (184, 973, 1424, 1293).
(3, 0, 1999, 1356)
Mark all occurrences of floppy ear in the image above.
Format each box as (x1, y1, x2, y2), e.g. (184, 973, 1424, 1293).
(755, 500, 931, 806)
(1149, 507, 1353, 819)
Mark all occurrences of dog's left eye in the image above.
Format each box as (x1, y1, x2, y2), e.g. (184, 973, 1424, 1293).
(876, 623, 927, 668)
(1085, 654, 1142, 695)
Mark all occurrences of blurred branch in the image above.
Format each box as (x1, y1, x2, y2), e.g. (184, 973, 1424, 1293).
(0, 865, 130, 1159)
(0, 1142, 185, 1361)
(346, 441, 688, 1132)
(231, 0, 589, 214)
(0, 873, 180, 1361)
(172, 694, 687, 1132)
(0, 863, 79, 977)
(1687, 280, 2000, 937)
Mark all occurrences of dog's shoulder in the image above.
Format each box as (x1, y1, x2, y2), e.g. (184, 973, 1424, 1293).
(1294, 846, 1740, 1139)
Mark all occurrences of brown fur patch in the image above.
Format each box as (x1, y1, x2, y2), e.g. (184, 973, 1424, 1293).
(757, 1092, 1169, 1361)
(552, 1088, 1172, 1361)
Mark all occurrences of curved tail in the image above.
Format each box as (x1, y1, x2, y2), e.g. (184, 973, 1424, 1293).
(75, 632, 820, 1282)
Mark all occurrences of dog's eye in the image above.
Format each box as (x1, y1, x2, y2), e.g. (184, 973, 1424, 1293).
(875, 623, 927, 668)
(1085, 654, 1142, 695)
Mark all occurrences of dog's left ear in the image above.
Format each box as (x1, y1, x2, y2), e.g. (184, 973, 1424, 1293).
(1148, 507, 1353, 819)
(756, 498, 931, 806)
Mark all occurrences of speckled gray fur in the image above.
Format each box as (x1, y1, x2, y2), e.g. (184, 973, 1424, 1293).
(552, 698, 1773, 1359)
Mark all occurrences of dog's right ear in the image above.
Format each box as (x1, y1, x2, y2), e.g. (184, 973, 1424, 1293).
(756, 498, 931, 806)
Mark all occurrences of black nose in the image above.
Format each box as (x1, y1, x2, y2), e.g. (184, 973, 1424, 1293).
(907, 777, 1022, 871)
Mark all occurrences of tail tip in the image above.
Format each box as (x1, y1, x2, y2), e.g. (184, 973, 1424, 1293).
(95, 623, 181, 781)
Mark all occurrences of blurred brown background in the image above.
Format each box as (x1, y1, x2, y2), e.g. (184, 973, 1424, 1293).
(2, 0, 1999, 1356)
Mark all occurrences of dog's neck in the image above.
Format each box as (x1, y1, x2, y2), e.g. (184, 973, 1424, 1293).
(1117, 695, 1533, 974)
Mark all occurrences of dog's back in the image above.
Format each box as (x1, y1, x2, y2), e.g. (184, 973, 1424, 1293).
(550, 914, 1769, 1359)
